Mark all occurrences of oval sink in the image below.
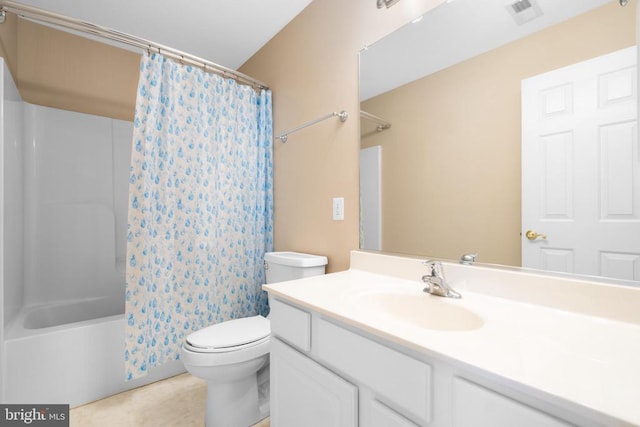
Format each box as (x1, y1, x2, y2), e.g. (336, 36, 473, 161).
(360, 292, 484, 331)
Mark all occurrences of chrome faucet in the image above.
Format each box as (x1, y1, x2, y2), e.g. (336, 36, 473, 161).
(422, 260, 461, 299)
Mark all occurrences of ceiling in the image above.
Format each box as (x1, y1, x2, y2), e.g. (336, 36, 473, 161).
(15, 0, 313, 70)
(360, 0, 613, 100)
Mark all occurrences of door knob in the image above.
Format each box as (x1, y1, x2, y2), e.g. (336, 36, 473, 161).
(525, 230, 547, 240)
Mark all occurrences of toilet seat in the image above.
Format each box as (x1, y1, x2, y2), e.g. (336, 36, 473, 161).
(184, 315, 271, 354)
(183, 335, 269, 353)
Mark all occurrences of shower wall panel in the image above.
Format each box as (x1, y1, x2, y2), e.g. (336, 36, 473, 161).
(1, 58, 24, 326)
(23, 104, 133, 306)
(1, 57, 24, 403)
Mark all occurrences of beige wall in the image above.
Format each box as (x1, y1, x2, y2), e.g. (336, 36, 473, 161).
(17, 20, 140, 121)
(360, 1, 636, 266)
(241, 0, 445, 272)
(0, 18, 139, 121)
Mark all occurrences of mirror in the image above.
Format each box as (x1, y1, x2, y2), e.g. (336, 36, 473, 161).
(359, 0, 640, 284)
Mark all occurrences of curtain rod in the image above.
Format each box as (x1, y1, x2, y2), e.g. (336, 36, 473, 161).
(0, 0, 269, 91)
(360, 110, 391, 132)
(275, 110, 348, 143)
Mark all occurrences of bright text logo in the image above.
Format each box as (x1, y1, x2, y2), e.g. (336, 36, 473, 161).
(1, 405, 68, 426)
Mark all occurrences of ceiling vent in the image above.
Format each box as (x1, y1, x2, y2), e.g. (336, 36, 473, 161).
(505, 0, 543, 25)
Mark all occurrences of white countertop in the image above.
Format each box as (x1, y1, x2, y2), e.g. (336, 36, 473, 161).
(264, 251, 640, 426)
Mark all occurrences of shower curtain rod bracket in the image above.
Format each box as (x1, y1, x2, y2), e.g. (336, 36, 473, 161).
(360, 110, 391, 131)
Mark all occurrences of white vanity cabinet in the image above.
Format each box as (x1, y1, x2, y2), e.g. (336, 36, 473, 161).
(265, 251, 640, 426)
(269, 296, 591, 427)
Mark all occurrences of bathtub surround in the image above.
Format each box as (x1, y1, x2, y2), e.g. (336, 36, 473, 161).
(1, 62, 184, 406)
(22, 104, 132, 306)
(125, 52, 274, 379)
(0, 57, 23, 403)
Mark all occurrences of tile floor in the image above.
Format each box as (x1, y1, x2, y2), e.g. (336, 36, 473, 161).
(69, 373, 270, 427)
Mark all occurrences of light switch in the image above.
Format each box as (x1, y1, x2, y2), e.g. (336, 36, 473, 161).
(333, 197, 344, 221)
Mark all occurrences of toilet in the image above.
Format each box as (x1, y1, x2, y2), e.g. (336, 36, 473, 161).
(181, 251, 328, 427)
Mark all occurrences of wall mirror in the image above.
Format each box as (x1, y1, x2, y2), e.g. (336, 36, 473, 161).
(359, 0, 640, 285)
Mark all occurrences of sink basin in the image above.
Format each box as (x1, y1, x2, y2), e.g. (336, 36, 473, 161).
(359, 292, 484, 331)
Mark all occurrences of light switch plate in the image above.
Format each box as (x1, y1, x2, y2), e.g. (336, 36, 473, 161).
(333, 197, 344, 221)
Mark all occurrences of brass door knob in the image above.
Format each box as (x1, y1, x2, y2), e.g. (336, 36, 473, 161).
(525, 230, 547, 240)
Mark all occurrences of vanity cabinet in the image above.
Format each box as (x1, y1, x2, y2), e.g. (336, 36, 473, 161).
(269, 297, 587, 427)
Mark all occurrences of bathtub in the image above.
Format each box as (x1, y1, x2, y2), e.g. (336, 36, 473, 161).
(3, 297, 185, 407)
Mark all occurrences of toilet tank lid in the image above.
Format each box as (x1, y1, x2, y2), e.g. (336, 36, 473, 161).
(265, 251, 328, 267)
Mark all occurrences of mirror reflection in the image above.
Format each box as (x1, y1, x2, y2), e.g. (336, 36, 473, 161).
(359, 0, 639, 283)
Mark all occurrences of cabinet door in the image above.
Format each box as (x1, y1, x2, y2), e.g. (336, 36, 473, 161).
(453, 378, 571, 427)
(368, 399, 419, 427)
(271, 338, 358, 427)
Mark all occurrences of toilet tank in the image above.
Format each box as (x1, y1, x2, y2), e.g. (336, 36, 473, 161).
(264, 252, 328, 284)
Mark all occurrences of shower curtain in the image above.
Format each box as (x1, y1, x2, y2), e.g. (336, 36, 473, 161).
(124, 52, 273, 380)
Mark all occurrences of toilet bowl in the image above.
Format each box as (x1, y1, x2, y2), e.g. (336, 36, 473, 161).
(181, 251, 328, 427)
(181, 315, 271, 427)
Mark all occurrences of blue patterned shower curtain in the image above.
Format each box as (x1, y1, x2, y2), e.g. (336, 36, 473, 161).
(124, 52, 273, 380)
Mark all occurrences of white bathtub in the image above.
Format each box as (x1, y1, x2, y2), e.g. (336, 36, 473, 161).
(4, 298, 185, 407)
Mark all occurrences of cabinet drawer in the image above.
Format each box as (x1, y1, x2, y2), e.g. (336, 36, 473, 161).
(453, 378, 571, 427)
(269, 298, 311, 352)
(316, 318, 432, 425)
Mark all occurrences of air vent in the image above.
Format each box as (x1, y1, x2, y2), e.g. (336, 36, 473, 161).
(511, 0, 532, 14)
(505, 0, 543, 25)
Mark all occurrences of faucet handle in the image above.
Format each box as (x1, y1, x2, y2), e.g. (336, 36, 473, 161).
(423, 259, 436, 271)
(460, 253, 478, 265)
(423, 260, 444, 277)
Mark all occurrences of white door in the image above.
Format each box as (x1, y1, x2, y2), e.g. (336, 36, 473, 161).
(360, 146, 382, 250)
(522, 46, 640, 281)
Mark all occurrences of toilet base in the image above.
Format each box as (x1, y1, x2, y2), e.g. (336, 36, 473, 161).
(204, 365, 270, 427)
